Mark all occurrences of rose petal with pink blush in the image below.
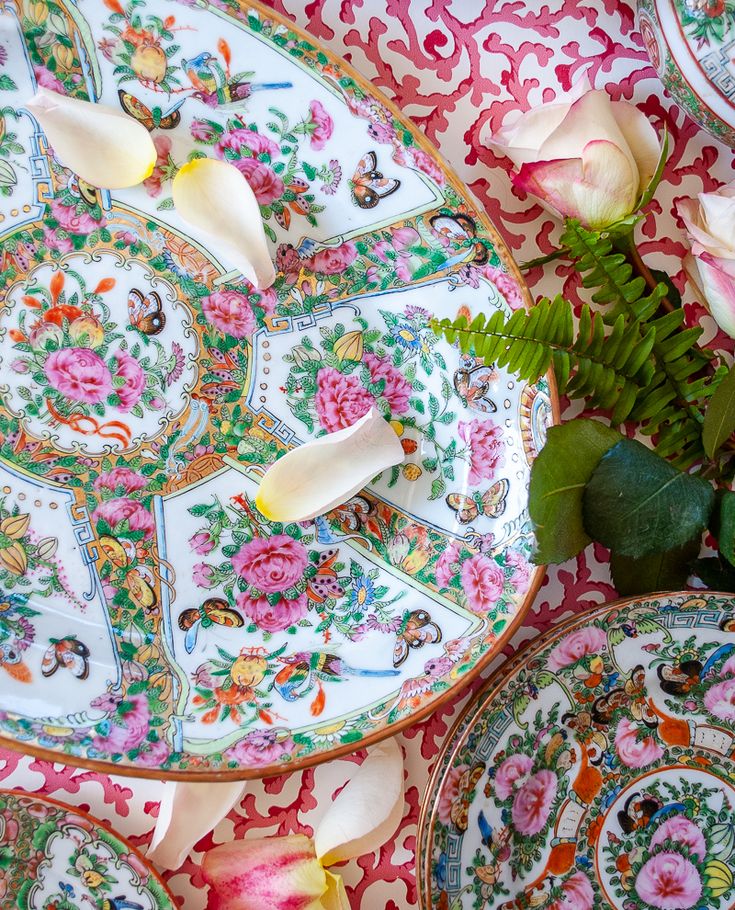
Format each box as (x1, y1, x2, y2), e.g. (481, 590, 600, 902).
(610, 101, 661, 193)
(693, 252, 735, 339)
(699, 190, 735, 254)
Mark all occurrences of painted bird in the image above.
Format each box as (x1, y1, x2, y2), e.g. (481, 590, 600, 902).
(183, 50, 291, 107)
(273, 651, 399, 704)
(100, 899, 144, 910)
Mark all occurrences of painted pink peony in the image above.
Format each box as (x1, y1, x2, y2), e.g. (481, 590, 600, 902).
(33, 65, 65, 93)
(42, 226, 73, 254)
(216, 127, 280, 159)
(615, 717, 664, 768)
(547, 626, 607, 671)
(650, 815, 706, 861)
(505, 548, 531, 592)
(364, 353, 411, 414)
(114, 352, 146, 411)
(189, 530, 216, 555)
(309, 240, 358, 275)
(92, 498, 155, 539)
(135, 738, 171, 769)
(225, 729, 294, 766)
(315, 366, 373, 433)
(193, 563, 216, 588)
(720, 654, 735, 676)
(461, 554, 505, 614)
(512, 769, 557, 836)
(308, 99, 333, 150)
(635, 852, 702, 910)
(231, 157, 284, 205)
(232, 534, 309, 593)
(92, 694, 150, 753)
(201, 290, 256, 339)
(94, 467, 147, 493)
(436, 763, 469, 825)
(237, 591, 308, 632)
(458, 418, 505, 486)
(551, 872, 595, 910)
(704, 677, 735, 720)
(495, 753, 534, 801)
(50, 198, 104, 235)
(44, 347, 112, 404)
(435, 541, 461, 589)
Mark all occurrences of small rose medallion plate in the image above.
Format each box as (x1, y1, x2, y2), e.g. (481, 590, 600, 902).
(418, 591, 735, 910)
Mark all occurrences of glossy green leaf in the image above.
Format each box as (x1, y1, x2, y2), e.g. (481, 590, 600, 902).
(583, 438, 715, 557)
(718, 491, 735, 567)
(703, 362, 735, 459)
(529, 419, 622, 565)
(691, 556, 735, 592)
(610, 537, 700, 596)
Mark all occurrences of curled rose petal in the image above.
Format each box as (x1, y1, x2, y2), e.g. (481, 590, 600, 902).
(256, 407, 403, 523)
(26, 88, 156, 188)
(172, 157, 276, 289)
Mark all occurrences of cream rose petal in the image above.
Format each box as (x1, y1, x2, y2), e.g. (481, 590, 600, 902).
(610, 101, 661, 194)
(699, 191, 735, 255)
(256, 407, 404, 523)
(172, 158, 276, 289)
(693, 253, 735, 339)
(146, 780, 246, 870)
(314, 738, 404, 867)
(25, 88, 156, 189)
(677, 197, 735, 261)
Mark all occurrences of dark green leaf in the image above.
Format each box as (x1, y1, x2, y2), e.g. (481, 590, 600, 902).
(583, 438, 715, 557)
(649, 268, 682, 310)
(703, 362, 735, 459)
(691, 556, 735, 592)
(529, 418, 622, 564)
(610, 537, 700, 596)
(717, 490, 735, 567)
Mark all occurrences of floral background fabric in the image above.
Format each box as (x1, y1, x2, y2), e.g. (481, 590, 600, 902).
(2, 1, 734, 908)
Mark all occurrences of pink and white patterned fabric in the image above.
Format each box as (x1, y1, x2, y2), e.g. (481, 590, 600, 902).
(3, 2, 733, 908)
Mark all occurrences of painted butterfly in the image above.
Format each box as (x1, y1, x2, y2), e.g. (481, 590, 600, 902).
(430, 213, 489, 265)
(118, 89, 183, 131)
(41, 637, 90, 680)
(200, 346, 240, 398)
(393, 608, 442, 667)
(76, 177, 99, 207)
(128, 288, 165, 336)
(349, 151, 400, 209)
(453, 356, 498, 414)
(449, 763, 485, 831)
(446, 479, 510, 524)
(306, 549, 345, 604)
(1, 239, 36, 273)
(178, 597, 244, 653)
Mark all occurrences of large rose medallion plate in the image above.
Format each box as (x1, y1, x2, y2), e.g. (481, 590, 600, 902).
(0, 789, 176, 909)
(417, 592, 735, 910)
(0, 0, 554, 777)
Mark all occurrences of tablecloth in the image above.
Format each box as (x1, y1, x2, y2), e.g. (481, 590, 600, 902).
(2, 1, 734, 908)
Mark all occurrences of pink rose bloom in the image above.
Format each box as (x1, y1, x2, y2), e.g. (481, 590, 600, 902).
(92, 694, 149, 753)
(308, 99, 333, 150)
(309, 241, 358, 275)
(704, 677, 735, 720)
(190, 530, 215, 555)
(550, 872, 594, 910)
(547, 626, 607, 671)
(315, 367, 373, 433)
(225, 728, 294, 766)
(93, 498, 155, 539)
(44, 347, 112, 404)
(635, 852, 702, 910)
(94, 467, 147, 493)
(33, 65, 65, 93)
(650, 815, 706, 861)
(193, 563, 216, 588)
(232, 534, 309, 593)
(615, 717, 664, 769)
(114, 352, 146, 411)
(50, 198, 103, 235)
(217, 127, 279, 159)
(437, 763, 470, 825)
(364, 353, 410, 414)
(42, 226, 73, 254)
(237, 591, 308, 632)
(495, 753, 533, 801)
(255, 286, 277, 315)
(505, 548, 531, 592)
(191, 119, 220, 142)
(392, 226, 420, 249)
(512, 769, 557, 836)
(202, 290, 256, 338)
(461, 554, 505, 614)
(459, 418, 505, 486)
(135, 738, 170, 769)
(435, 541, 461, 589)
(231, 157, 284, 204)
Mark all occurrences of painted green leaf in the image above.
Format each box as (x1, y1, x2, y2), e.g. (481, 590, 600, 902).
(584, 438, 714, 557)
(610, 537, 700, 596)
(703, 362, 735, 459)
(528, 419, 622, 564)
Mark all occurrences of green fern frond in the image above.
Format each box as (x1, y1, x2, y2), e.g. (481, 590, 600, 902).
(431, 296, 653, 422)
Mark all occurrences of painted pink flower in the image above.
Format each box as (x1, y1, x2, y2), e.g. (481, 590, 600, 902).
(193, 563, 216, 588)
(92, 694, 150, 753)
(201, 289, 256, 338)
(615, 717, 664, 769)
(216, 127, 280, 159)
(114, 352, 146, 412)
(720, 654, 735, 676)
(50, 198, 103, 235)
(232, 534, 308, 593)
(512, 769, 557, 836)
(190, 530, 216, 555)
(635, 852, 702, 910)
(135, 738, 170, 769)
(94, 467, 147, 493)
(650, 815, 706, 861)
(308, 99, 333, 150)
(410, 146, 445, 184)
(309, 241, 358, 275)
(237, 591, 308, 632)
(92, 498, 155, 539)
(461, 554, 505, 614)
(495, 753, 533, 801)
(484, 265, 525, 311)
(437, 763, 469, 825)
(315, 367, 373, 433)
(143, 134, 172, 198)
(547, 626, 607, 671)
(225, 728, 294, 766)
(458, 418, 505, 486)
(191, 119, 220, 142)
(33, 65, 66, 92)
(505, 548, 531, 592)
(42, 226, 73, 253)
(435, 541, 461, 589)
(364, 353, 410, 414)
(255, 286, 277, 316)
(231, 157, 284, 204)
(276, 243, 302, 278)
(704, 677, 735, 720)
(44, 347, 112, 404)
(551, 872, 594, 910)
